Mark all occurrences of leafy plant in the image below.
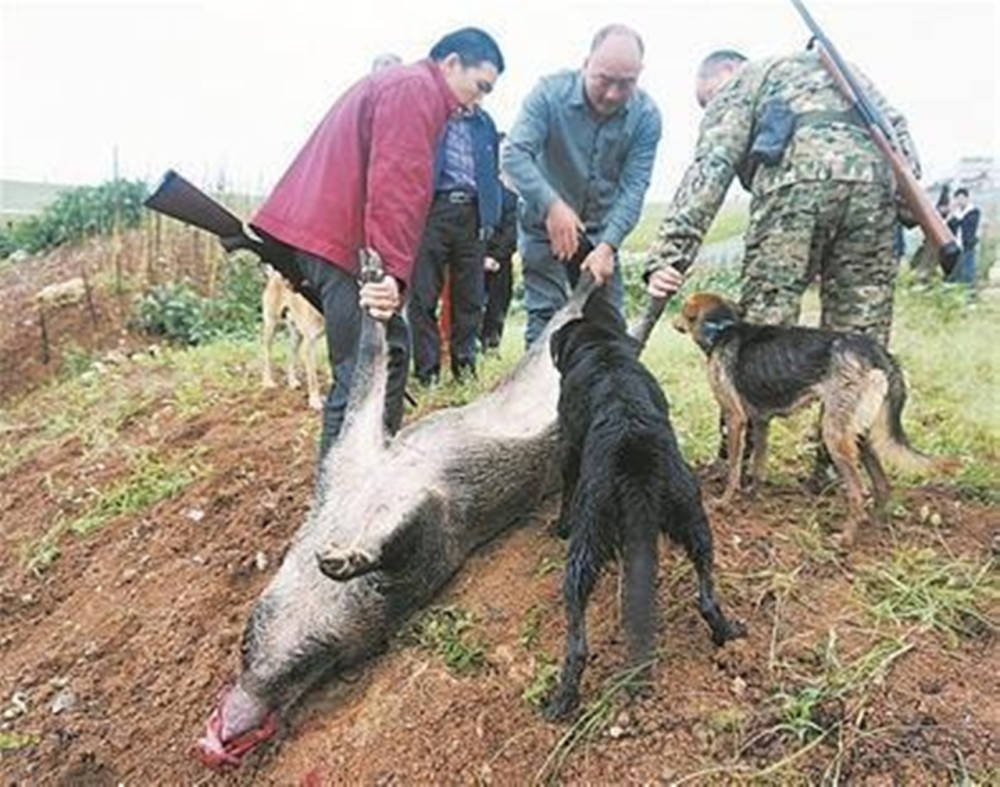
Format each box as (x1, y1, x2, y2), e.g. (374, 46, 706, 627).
(408, 605, 486, 674)
(0, 178, 148, 257)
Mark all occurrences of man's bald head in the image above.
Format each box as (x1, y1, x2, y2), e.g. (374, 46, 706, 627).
(695, 49, 747, 108)
(583, 24, 644, 116)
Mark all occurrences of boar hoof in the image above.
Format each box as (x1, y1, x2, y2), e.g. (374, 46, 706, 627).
(316, 545, 379, 581)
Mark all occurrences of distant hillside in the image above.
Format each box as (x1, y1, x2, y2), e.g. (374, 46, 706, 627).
(0, 179, 78, 220)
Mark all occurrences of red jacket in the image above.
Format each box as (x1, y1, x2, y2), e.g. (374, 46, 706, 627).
(252, 59, 459, 286)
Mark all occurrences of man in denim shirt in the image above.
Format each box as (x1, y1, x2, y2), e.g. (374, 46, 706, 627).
(503, 24, 661, 347)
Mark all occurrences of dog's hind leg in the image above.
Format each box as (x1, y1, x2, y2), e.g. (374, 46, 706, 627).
(553, 438, 580, 540)
(690, 518, 746, 645)
(303, 326, 324, 411)
(858, 436, 891, 516)
(667, 490, 746, 646)
(285, 319, 303, 390)
(822, 414, 868, 549)
(261, 299, 279, 389)
(545, 486, 606, 721)
(748, 417, 771, 490)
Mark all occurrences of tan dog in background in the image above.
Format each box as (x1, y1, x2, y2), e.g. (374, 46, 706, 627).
(261, 267, 325, 410)
(673, 291, 955, 549)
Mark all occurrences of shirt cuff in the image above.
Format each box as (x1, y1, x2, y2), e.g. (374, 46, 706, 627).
(599, 223, 627, 250)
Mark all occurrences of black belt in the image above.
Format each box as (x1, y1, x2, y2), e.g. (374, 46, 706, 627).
(436, 190, 477, 205)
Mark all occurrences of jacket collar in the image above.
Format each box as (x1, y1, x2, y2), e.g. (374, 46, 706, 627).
(424, 58, 462, 116)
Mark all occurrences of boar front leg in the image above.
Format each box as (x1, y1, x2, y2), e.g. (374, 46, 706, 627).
(315, 490, 447, 582)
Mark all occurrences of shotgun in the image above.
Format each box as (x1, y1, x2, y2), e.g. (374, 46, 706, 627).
(143, 170, 322, 312)
(790, 0, 960, 274)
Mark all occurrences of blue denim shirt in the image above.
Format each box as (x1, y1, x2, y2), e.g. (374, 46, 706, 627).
(502, 69, 662, 251)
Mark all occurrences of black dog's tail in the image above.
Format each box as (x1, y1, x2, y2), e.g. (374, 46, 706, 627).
(610, 431, 664, 662)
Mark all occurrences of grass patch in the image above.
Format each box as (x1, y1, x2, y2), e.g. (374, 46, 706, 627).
(23, 453, 199, 574)
(0, 730, 41, 751)
(772, 634, 912, 743)
(0, 335, 260, 475)
(407, 605, 486, 675)
(854, 547, 998, 643)
(521, 656, 560, 709)
(535, 658, 654, 785)
(622, 201, 748, 253)
(68, 454, 196, 536)
(519, 604, 546, 650)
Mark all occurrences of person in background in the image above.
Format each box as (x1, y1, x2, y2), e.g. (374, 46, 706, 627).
(481, 136, 518, 350)
(407, 88, 502, 384)
(947, 187, 981, 295)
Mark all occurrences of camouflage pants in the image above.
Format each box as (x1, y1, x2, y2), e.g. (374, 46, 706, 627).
(739, 180, 898, 346)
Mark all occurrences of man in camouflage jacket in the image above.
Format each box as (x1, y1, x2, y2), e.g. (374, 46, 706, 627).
(645, 48, 920, 481)
(645, 48, 920, 347)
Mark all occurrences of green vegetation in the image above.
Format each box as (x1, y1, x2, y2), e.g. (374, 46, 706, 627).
(0, 731, 41, 751)
(855, 547, 998, 643)
(408, 605, 487, 674)
(132, 254, 265, 345)
(621, 200, 749, 254)
(24, 453, 198, 574)
(536, 658, 655, 784)
(0, 178, 148, 258)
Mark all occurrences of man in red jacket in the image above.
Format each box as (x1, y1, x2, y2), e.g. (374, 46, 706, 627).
(250, 28, 505, 459)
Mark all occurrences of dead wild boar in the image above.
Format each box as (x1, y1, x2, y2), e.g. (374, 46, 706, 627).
(196, 257, 599, 767)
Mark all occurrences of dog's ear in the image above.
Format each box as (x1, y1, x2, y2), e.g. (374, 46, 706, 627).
(550, 319, 582, 372)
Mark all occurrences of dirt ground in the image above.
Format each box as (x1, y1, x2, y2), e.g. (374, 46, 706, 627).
(1, 247, 997, 785)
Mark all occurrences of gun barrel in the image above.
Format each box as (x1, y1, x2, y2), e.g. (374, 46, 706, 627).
(144, 170, 247, 240)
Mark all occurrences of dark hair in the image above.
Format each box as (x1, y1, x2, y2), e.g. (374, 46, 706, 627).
(429, 27, 505, 74)
(698, 49, 748, 78)
(590, 24, 644, 57)
(954, 187, 969, 198)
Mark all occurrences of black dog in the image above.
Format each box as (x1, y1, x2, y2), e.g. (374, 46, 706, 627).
(545, 301, 745, 720)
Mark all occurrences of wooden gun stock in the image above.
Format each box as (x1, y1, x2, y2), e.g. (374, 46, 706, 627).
(812, 43, 960, 272)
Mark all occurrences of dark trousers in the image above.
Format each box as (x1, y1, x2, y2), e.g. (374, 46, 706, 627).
(407, 195, 485, 383)
(481, 256, 513, 348)
(293, 252, 410, 461)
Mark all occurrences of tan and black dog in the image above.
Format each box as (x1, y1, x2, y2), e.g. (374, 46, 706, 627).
(261, 267, 326, 410)
(674, 291, 955, 548)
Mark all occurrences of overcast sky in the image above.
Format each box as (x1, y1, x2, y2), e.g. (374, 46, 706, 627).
(2, 0, 997, 201)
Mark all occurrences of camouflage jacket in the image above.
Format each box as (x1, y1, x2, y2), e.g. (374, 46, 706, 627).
(645, 50, 920, 274)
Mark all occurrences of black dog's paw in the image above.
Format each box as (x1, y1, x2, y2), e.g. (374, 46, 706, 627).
(542, 689, 579, 722)
(550, 512, 572, 540)
(712, 618, 748, 646)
